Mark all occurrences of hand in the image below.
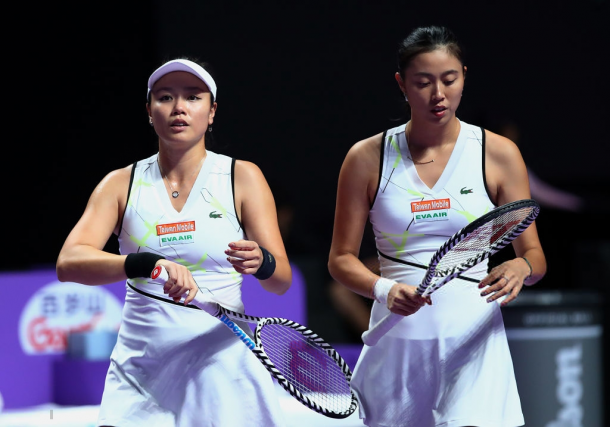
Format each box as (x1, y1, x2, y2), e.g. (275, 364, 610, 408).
(478, 258, 531, 306)
(225, 240, 265, 276)
(156, 261, 199, 305)
(387, 283, 431, 316)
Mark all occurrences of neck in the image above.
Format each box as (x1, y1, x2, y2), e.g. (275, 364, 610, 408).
(407, 117, 460, 149)
(158, 145, 208, 179)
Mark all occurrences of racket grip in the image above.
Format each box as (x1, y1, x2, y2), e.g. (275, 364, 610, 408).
(361, 312, 404, 346)
(150, 265, 219, 316)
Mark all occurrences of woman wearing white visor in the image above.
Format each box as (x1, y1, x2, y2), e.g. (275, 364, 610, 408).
(56, 58, 292, 427)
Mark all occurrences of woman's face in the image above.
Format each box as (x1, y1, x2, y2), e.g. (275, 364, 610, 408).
(147, 71, 216, 145)
(396, 49, 465, 125)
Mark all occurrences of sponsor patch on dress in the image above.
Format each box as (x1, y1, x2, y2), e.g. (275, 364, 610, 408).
(156, 221, 195, 246)
(411, 198, 451, 223)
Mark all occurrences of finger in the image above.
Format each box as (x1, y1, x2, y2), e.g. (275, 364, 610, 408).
(478, 270, 506, 288)
(184, 287, 198, 305)
(163, 279, 175, 294)
(228, 240, 256, 251)
(480, 274, 509, 296)
(485, 279, 512, 302)
(392, 304, 424, 316)
(168, 286, 187, 299)
(227, 257, 258, 268)
(499, 287, 519, 306)
(230, 264, 256, 275)
(225, 249, 249, 260)
(393, 297, 426, 311)
(164, 282, 178, 295)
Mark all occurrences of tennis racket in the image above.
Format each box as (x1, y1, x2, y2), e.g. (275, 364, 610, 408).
(151, 265, 358, 419)
(361, 198, 540, 347)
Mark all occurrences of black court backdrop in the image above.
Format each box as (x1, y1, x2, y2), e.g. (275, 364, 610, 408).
(5, 1, 609, 424)
(13, 0, 608, 286)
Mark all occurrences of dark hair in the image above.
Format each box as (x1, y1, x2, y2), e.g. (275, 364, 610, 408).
(397, 26, 464, 79)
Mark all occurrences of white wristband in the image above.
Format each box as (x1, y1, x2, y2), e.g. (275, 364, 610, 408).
(373, 277, 397, 305)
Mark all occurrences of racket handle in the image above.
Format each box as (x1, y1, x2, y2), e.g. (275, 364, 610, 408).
(150, 265, 219, 316)
(361, 312, 403, 346)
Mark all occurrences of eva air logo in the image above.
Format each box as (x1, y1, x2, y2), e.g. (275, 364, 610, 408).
(460, 187, 473, 194)
(209, 211, 222, 219)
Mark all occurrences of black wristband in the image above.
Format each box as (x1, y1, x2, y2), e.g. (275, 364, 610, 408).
(125, 252, 166, 279)
(253, 246, 276, 280)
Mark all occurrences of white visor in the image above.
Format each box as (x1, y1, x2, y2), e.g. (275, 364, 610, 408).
(147, 59, 217, 100)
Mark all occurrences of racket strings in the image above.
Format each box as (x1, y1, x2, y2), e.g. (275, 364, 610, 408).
(259, 324, 353, 412)
(435, 207, 534, 275)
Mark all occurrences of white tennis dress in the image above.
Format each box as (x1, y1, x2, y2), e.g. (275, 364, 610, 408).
(97, 151, 286, 427)
(351, 121, 524, 427)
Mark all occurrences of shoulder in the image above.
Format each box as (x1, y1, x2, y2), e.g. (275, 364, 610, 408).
(234, 159, 264, 179)
(233, 159, 269, 193)
(483, 128, 524, 164)
(97, 163, 133, 193)
(344, 132, 384, 165)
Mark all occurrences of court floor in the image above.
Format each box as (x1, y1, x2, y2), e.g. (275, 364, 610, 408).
(0, 382, 365, 427)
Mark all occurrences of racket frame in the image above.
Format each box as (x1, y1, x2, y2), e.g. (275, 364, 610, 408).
(151, 265, 358, 419)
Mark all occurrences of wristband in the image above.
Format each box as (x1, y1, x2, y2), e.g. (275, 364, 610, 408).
(125, 252, 165, 279)
(373, 277, 397, 305)
(521, 256, 533, 280)
(253, 246, 276, 280)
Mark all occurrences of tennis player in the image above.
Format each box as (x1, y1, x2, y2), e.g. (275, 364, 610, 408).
(56, 57, 291, 427)
(327, 26, 546, 426)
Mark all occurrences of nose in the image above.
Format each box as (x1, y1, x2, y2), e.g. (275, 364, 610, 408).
(432, 83, 445, 102)
(172, 97, 187, 115)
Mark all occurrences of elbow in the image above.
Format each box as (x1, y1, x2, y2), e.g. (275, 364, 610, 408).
(267, 266, 292, 296)
(55, 256, 70, 282)
(276, 282, 291, 296)
(269, 277, 291, 296)
(327, 256, 339, 282)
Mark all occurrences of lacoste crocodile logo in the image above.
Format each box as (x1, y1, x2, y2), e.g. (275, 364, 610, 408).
(460, 187, 473, 194)
(209, 211, 223, 219)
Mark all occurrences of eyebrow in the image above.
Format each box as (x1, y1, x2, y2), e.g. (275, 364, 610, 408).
(413, 70, 460, 77)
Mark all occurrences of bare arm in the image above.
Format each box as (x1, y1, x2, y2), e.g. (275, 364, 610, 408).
(328, 134, 428, 316)
(232, 160, 291, 295)
(56, 166, 131, 285)
(480, 130, 547, 304)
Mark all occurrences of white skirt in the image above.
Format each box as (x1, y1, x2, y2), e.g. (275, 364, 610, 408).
(351, 260, 524, 427)
(97, 286, 286, 427)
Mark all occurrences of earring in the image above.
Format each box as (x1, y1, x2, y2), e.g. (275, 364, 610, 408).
(149, 117, 153, 126)
(208, 125, 213, 133)
(404, 93, 409, 102)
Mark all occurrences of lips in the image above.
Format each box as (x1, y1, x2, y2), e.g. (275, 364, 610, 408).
(170, 119, 188, 127)
(431, 106, 447, 117)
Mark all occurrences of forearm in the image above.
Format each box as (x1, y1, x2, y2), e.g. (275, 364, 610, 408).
(56, 245, 128, 286)
(328, 251, 379, 300)
(257, 255, 292, 295)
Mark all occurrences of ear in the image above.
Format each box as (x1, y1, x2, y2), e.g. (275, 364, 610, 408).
(394, 72, 405, 93)
(209, 102, 218, 124)
(463, 66, 467, 80)
(146, 103, 151, 118)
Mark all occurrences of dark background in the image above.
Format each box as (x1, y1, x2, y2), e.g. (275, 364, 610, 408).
(8, 0, 609, 338)
(3, 0, 609, 423)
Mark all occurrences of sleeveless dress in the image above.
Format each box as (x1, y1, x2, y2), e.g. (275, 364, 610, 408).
(97, 151, 286, 427)
(351, 121, 524, 427)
